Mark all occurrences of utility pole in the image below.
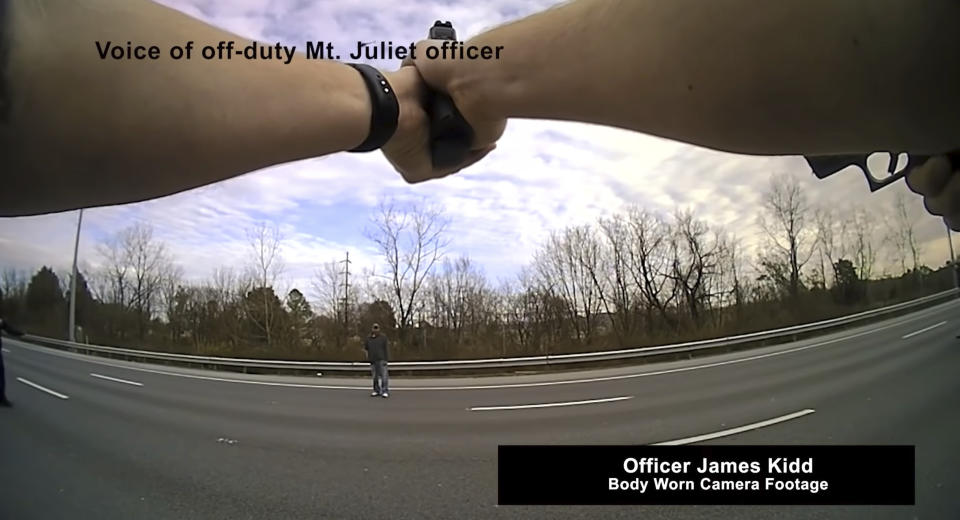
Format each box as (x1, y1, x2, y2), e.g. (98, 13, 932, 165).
(69, 209, 84, 342)
(340, 251, 351, 333)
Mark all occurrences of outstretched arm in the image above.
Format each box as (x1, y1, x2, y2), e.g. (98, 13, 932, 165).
(415, 0, 960, 158)
(0, 319, 24, 336)
(0, 0, 423, 217)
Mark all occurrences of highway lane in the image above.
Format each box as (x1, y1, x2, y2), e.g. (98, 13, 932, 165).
(0, 299, 957, 519)
(4, 300, 951, 443)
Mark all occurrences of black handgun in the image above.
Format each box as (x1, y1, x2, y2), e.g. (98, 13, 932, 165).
(425, 21, 475, 169)
(806, 152, 959, 192)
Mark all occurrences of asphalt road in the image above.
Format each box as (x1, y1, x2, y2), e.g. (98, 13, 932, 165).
(1, 300, 958, 519)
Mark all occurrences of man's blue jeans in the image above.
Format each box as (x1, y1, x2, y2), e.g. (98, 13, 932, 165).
(371, 360, 389, 395)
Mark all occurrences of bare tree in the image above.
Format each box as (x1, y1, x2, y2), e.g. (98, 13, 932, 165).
(247, 222, 285, 289)
(491, 279, 517, 356)
(757, 174, 817, 299)
(466, 279, 499, 341)
(514, 266, 568, 355)
(365, 199, 450, 336)
(814, 204, 860, 289)
(213, 267, 242, 304)
(813, 207, 835, 288)
(849, 207, 879, 280)
(755, 246, 793, 302)
(717, 233, 747, 319)
(97, 235, 130, 306)
(886, 193, 922, 275)
(569, 226, 605, 345)
(212, 267, 246, 346)
(243, 221, 285, 346)
(1, 268, 28, 299)
(624, 207, 676, 331)
(573, 224, 618, 344)
(119, 224, 172, 339)
(86, 267, 112, 303)
(159, 264, 183, 307)
(532, 225, 605, 345)
(428, 255, 491, 345)
(159, 262, 184, 336)
(94, 223, 171, 339)
(597, 214, 639, 344)
(312, 260, 347, 321)
(667, 209, 721, 326)
(356, 266, 387, 304)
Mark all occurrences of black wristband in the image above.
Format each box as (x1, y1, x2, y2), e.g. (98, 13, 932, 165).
(347, 63, 399, 152)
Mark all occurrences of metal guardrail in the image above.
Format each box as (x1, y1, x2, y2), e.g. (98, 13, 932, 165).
(22, 288, 958, 373)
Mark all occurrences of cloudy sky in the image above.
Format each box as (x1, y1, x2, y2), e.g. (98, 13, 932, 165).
(0, 0, 953, 304)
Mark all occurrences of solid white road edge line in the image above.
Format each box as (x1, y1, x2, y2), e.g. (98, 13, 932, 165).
(16, 377, 69, 400)
(469, 396, 632, 411)
(1, 348, 10, 353)
(9, 302, 956, 392)
(90, 373, 143, 387)
(652, 409, 816, 446)
(901, 321, 947, 339)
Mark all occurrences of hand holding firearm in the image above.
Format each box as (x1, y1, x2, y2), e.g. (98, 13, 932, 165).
(424, 21, 475, 170)
(806, 151, 960, 192)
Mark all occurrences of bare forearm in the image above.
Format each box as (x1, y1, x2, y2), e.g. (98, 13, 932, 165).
(456, 0, 960, 155)
(1, 0, 371, 216)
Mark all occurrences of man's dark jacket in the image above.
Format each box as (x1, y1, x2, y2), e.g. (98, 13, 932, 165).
(364, 333, 389, 362)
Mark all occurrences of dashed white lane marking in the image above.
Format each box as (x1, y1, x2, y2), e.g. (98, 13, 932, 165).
(16, 377, 69, 400)
(90, 373, 143, 387)
(469, 396, 632, 411)
(652, 409, 816, 446)
(901, 321, 947, 339)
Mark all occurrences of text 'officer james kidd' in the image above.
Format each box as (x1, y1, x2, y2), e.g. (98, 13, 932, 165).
(622, 458, 815, 474)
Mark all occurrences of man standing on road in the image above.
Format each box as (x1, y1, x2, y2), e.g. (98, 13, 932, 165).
(364, 324, 390, 398)
(0, 313, 26, 408)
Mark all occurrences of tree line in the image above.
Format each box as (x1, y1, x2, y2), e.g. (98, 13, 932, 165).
(1, 175, 955, 361)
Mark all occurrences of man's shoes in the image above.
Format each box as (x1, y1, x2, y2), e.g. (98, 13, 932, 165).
(0, 398, 12, 408)
(371, 392, 380, 397)
(381, 393, 389, 398)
